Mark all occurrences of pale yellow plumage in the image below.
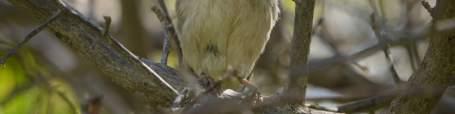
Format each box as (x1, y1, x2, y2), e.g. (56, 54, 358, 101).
(176, 0, 279, 88)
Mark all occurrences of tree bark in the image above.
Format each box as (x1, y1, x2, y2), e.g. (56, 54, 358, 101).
(6, 0, 182, 112)
(386, 0, 455, 113)
(286, 0, 315, 104)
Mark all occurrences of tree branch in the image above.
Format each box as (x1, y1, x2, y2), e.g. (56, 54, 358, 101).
(255, 0, 316, 110)
(151, 0, 183, 66)
(7, 0, 183, 112)
(0, 9, 62, 64)
(337, 86, 404, 113)
(386, 0, 455, 113)
(285, 0, 315, 104)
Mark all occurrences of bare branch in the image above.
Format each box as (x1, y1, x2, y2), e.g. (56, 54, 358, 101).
(286, 0, 316, 104)
(0, 9, 62, 64)
(338, 86, 402, 113)
(7, 0, 182, 112)
(386, 0, 455, 113)
(370, 15, 404, 84)
(102, 16, 111, 36)
(421, 1, 435, 18)
(55, 89, 79, 114)
(151, 0, 183, 66)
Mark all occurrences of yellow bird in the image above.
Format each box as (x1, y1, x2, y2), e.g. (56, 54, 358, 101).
(176, 0, 280, 89)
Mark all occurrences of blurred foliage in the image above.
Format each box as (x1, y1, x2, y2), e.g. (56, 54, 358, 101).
(0, 40, 80, 114)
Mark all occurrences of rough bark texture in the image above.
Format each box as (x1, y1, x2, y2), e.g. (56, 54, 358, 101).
(387, 0, 455, 113)
(286, 0, 315, 104)
(7, 0, 181, 113)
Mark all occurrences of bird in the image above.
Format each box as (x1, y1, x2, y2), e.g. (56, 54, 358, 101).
(175, 0, 280, 90)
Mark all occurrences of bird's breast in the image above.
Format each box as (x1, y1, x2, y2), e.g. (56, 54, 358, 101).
(176, 0, 279, 82)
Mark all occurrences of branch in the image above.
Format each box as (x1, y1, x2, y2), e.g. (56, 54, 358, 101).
(337, 86, 403, 113)
(421, 1, 435, 18)
(296, 33, 426, 77)
(386, 0, 455, 113)
(7, 0, 183, 112)
(370, 14, 404, 84)
(0, 9, 62, 64)
(285, 0, 315, 104)
(151, 0, 183, 65)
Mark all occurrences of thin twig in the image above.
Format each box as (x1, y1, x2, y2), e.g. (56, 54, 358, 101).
(102, 16, 111, 36)
(55, 90, 79, 114)
(306, 104, 338, 113)
(405, 44, 419, 72)
(151, 0, 183, 66)
(161, 33, 170, 65)
(370, 0, 403, 84)
(295, 32, 426, 84)
(337, 86, 402, 113)
(0, 9, 62, 64)
(372, 26, 403, 84)
(421, 1, 434, 18)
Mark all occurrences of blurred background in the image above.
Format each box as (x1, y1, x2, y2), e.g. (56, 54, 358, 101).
(1, 0, 452, 114)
